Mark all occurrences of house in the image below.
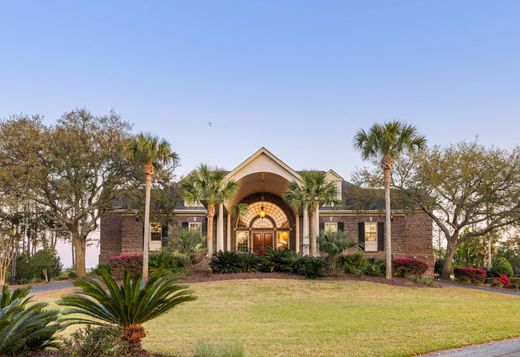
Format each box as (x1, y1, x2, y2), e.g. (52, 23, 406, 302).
(99, 147, 433, 273)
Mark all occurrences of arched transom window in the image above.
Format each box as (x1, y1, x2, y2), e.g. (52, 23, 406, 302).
(240, 201, 289, 228)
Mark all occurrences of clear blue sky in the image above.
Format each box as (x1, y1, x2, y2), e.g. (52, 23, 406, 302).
(1, 1, 519, 179)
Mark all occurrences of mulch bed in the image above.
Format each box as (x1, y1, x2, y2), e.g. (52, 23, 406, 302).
(178, 259, 440, 288)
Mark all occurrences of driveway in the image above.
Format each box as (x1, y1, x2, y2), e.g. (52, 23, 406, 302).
(10, 280, 74, 294)
(437, 280, 520, 297)
(422, 338, 520, 356)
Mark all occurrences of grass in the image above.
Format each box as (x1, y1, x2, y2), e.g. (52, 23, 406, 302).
(35, 279, 520, 357)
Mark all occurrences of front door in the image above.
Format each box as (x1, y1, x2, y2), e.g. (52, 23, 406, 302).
(253, 232, 273, 256)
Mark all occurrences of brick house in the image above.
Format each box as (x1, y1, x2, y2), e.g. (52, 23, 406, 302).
(100, 147, 433, 274)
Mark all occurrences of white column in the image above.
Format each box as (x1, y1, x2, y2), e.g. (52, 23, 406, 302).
(295, 213, 300, 254)
(227, 213, 231, 251)
(302, 206, 309, 255)
(217, 203, 224, 252)
(314, 207, 320, 256)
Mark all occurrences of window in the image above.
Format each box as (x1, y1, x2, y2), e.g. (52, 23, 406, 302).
(150, 222, 162, 241)
(364, 222, 377, 252)
(188, 222, 202, 233)
(324, 222, 338, 233)
(236, 231, 249, 252)
(277, 231, 289, 249)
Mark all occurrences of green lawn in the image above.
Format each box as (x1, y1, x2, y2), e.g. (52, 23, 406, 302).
(36, 279, 520, 357)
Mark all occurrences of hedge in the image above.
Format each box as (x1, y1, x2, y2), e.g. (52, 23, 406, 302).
(392, 258, 428, 277)
(454, 267, 487, 285)
(108, 254, 143, 279)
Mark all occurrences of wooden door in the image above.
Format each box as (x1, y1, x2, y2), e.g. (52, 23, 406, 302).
(253, 232, 273, 256)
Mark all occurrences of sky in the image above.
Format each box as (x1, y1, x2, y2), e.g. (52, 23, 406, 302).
(1, 1, 519, 180)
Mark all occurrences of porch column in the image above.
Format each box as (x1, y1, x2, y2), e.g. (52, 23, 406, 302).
(313, 208, 320, 256)
(217, 203, 224, 252)
(295, 214, 300, 254)
(227, 213, 231, 251)
(302, 206, 309, 255)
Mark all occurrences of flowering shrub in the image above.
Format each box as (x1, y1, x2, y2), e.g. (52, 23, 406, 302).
(108, 254, 143, 279)
(392, 258, 428, 277)
(492, 274, 511, 288)
(453, 267, 487, 285)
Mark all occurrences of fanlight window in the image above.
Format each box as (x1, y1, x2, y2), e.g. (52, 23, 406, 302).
(251, 217, 274, 229)
(239, 201, 289, 228)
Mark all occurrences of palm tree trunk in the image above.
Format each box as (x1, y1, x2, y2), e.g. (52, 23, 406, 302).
(310, 209, 316, 256)
(207, 204, 215, 258)
(384, 165, 392, 280)
(143, 169, 152, 281)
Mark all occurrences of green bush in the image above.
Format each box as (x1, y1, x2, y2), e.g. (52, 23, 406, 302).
(296, 256, 324, 279)
(149, 251, 183, 273)
(341, 253, 370, 276)
(365, 258, 386, 277)
(280, 250, 300, 273)
(491, 257, 514, 277)
(240, 252, 262, 273)
(508, 283, 520, 290)
(12, 250, 62, 283)
(405, 275, 435, 286)
(170, 228, 205, 271)
(210, 251, 242, 273)
(434, 258, 444, 275)
(61, 325, 129, 357)
(318, 231, 356, 274)
(0, 285, 63, 355)
(194, 340, 245, 357)
(265, 247, 290, 272)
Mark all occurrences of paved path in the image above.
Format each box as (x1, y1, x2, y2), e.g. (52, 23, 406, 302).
(10, 280, 74, 294)
(422, 338, 520, 356)
(437, 280, 520, 297)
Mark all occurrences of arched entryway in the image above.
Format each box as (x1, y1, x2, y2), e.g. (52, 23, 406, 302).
(232, 193, 295, 256)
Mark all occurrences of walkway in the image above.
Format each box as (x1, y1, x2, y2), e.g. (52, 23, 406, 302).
(10, 280, 74, 294)
(437, 280, 520, 297)
(422, 338, 520, 356)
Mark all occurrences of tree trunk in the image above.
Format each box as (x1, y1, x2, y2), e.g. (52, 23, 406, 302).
(74, 236, 87, 276)
(442, 241, 458, 278)
(384, 165, 392, 280)
(207, 204, 215, 258)
(143, 170, 152, 281)
(310, 209, 316, 257)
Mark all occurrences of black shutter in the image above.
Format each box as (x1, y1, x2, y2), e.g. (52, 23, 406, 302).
(202, 217, 208, 237)
(338, 222, 344, 232)
(319, 222, 325, 232)
(161, 224, 169, 247)
(181, 222, 189, 230)
(358, 222, 365, 248)
(377, 222, 385, 251)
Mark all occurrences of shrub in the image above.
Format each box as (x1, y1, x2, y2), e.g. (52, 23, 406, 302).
(490, 280, 502, 288)
(149, 251, 183, 274)
(61, 325, 129, 357)
(434, 258, 444, 275)
(492, 274, 511, 288)
(240, 252, 262, 273)
(209, 251, 242, 273)
(108, 254, 143, 279)
(194, 340, 245, 357)
(508, 283, 520, 290)
(0, 285, 63, 355)
(365, 258, 386, 277)
(491, 257, 514, 277)
(89, 264, 111, 277)
(341, 253, 370, 276)
(392, 258, 428, 277)
(296, 256, 324, 279)
(318, 231, 356, 274)
(454, 267, 487, 285)
(280, 250, 300, 273)
(31, 249, 62, 282)
(265, 247, 290, 272)
(406, 275, 435, 286)
(170, 228, 205, 271)
(58, 270, 196, 354)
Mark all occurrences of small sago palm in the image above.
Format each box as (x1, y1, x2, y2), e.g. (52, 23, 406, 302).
(127, 133, 179, 280)
(58, 270, 196, 354)
(182, 164, 238, 258)
(0, 285, 62, 355)
(284, 171, 340, 256)
(318, 231, 356, 274)
(354, 121, 426, 279)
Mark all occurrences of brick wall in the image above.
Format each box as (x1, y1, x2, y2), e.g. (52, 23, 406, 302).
(121, 215, 143, 255)
(99, 212, 122, 264)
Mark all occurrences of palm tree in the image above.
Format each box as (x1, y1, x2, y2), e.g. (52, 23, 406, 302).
(182, 164, 238, 258)
(284, 171, 340, 256)
(354, 121, 426, 279)
(58, 270, 196, 354)
(232, 203, 249, 228)
(127, 133, 178, 280)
